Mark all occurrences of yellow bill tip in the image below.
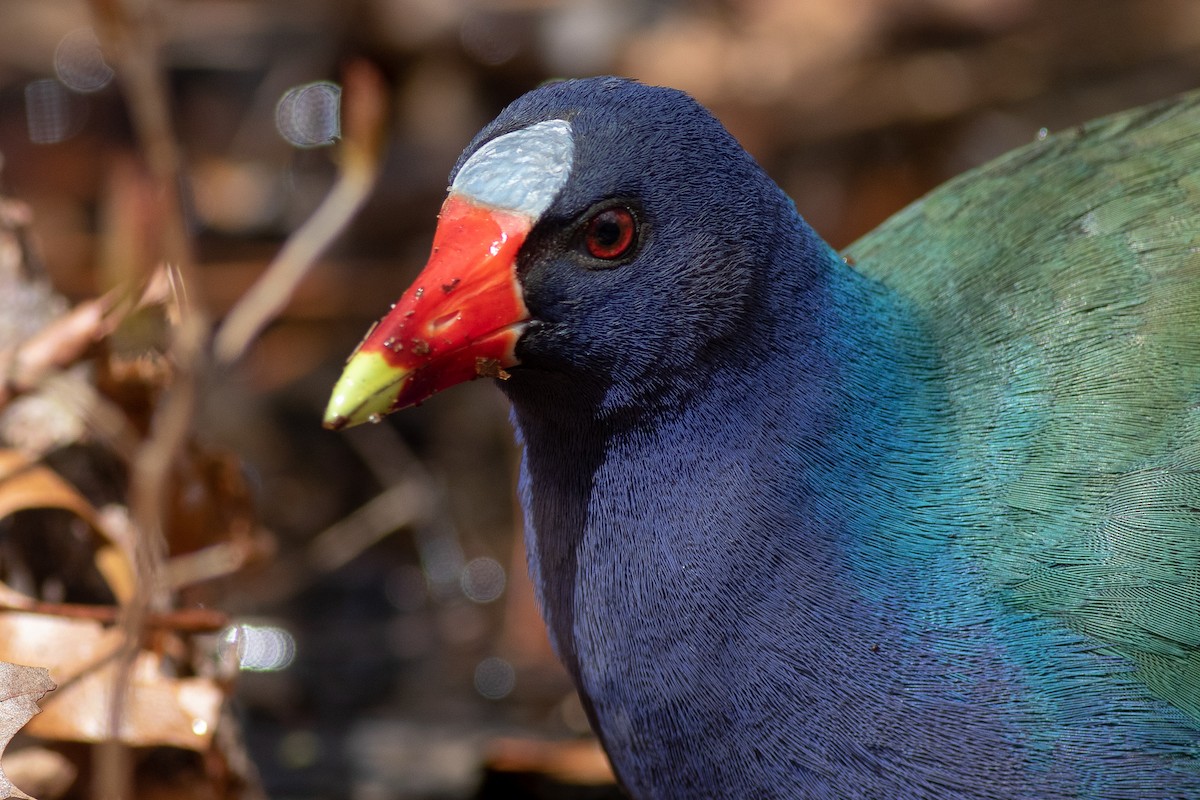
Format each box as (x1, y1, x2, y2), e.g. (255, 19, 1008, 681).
(322, 351, 410, 430)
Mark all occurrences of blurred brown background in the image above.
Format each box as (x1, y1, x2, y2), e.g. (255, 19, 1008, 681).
(1, 1, 1198, 798)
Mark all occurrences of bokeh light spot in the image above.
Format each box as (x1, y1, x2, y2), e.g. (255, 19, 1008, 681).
(55, 28, 114, 93)
(460, 556, 505, 603)
(278, 729, 321, 770)
(276, 81, 342, 148)
(460, 14, 521, 66)
(224, 623, 297, 671)
(474, 656, 515, 700)
(25, 80, 77, 144)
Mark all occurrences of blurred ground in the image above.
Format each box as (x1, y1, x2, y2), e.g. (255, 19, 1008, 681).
(0, 1, 1199, 798)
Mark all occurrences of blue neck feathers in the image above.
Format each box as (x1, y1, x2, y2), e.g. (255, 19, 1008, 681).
(503, 209, 1200, 799)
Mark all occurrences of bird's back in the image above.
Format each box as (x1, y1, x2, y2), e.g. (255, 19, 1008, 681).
(846, 90, 1200, 740)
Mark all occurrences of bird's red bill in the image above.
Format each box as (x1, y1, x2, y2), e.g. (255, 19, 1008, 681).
(323, 193, 532, 429)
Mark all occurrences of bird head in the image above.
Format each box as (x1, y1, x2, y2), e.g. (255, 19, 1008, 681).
(324, 77, 780, 429)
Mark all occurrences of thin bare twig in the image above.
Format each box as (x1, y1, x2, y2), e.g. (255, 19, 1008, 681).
(0, 267, 172, 412)
(165, 536, 271, 590)
(87, 0, 206, 796)
(90, 0, 195, 282)
(214, 60, 389, 364)
(0, 596, 229, 633)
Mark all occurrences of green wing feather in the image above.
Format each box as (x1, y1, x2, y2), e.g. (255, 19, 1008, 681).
(845, 92, 1200, 722)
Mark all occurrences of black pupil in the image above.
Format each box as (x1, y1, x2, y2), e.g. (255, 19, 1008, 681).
(593, 215, 622, 246)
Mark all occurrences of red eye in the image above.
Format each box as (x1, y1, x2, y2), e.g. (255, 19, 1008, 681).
(584, 207, 637, 260)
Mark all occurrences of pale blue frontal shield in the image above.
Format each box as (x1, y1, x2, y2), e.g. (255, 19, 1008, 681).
(451, 119, 574, 219)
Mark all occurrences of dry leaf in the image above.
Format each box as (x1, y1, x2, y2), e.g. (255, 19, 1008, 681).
(0, 451, 98, 526)
(0, 661, 56, 800)
(0, 450, 136, 603)
(0, 263, 175, 411)
(485, 736, 615, 786)
(0, 614, 220, 752)
(0, 749, 75, 800)
(0, 297, 107, 408)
